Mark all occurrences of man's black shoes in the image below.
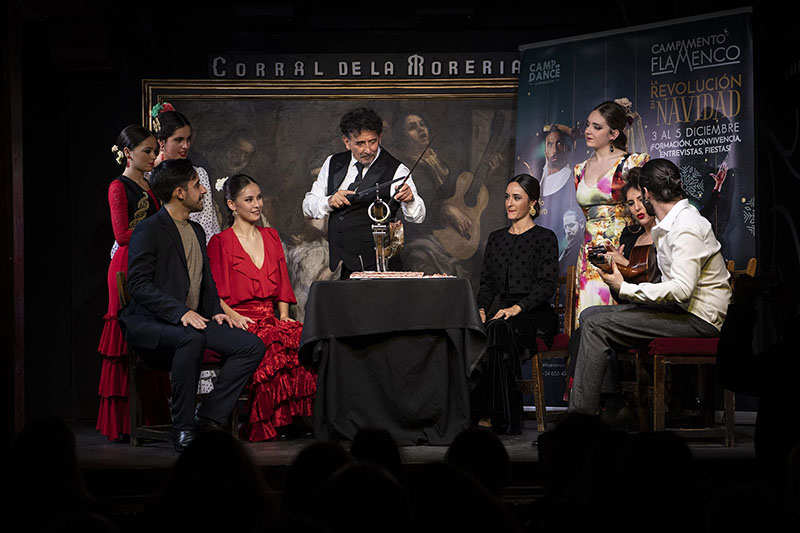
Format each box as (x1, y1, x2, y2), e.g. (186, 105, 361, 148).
(194, 415, 228, 433)
(172, 429, 197, 452)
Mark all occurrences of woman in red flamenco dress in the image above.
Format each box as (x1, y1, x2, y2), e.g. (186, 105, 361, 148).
(97, 125, 170, 439)
(208, 174, 315, 441)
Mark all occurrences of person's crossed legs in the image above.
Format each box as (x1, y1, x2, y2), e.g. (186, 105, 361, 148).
(570, 303, 718, 414)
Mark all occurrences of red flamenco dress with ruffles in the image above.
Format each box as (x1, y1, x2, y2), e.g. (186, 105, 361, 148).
(96, 176, 171, 439)
(208, 227, 315, 441)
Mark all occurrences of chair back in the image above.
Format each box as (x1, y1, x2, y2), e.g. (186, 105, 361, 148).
(725, 257, 757, 277)
(726, 257, 757, 294)
(116, 271, 131, 310)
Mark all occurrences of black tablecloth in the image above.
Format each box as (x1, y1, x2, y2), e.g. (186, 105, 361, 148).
(299, 278, 486, 445)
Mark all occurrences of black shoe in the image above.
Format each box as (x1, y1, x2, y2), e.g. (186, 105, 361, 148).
(172, 429, 197, 452)
(275, 427, 293, 441)
(195, 415, 227, 432)
(296, 429, 315, 439)
(600, 405, 637, 430)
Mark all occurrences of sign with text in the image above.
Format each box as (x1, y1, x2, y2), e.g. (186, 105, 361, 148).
(517, 10, 754, 272)
(208, 53, 520, 79)
(516, 10, 754, 406)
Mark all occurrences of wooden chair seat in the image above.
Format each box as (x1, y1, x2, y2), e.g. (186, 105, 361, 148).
(536, 333, 570, 353)
(623, 257, 756, 447)
(647, 337, 719, 354)
(117, 272, 238, 446)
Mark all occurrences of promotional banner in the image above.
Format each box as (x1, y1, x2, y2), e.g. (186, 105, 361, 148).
(516, 9, 754, 404)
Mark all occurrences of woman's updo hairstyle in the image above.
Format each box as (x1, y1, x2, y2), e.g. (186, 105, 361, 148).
(621, 167, 642, 199)
(637, 158, 685, 203)
(151, 102, 192, 142)
(508, 174, 542, 220)
(221, 173, 258, 226)
(111, 125, 154, 165)
(592, 100, 630, 152)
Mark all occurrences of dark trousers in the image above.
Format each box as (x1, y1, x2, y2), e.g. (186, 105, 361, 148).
(570, 303, 719, 414)
(146, 321, 265, 430)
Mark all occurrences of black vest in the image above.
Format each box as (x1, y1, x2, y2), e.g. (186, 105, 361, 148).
(116, 175, 159, 231)
(326, 148, 402, 271)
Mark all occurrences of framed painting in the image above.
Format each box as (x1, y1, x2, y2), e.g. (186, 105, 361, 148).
(143, 79, 518, 319)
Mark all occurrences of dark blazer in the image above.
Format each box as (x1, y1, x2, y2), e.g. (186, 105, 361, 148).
(120, 207, 224, 350)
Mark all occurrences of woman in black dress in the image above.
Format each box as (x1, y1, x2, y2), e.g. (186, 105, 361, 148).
(476, 174, 559, 434)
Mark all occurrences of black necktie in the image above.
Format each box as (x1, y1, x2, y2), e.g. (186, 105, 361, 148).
(352, 161, 365, 190)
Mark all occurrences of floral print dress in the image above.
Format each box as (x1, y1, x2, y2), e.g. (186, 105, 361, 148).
(573, 152, 649, 324)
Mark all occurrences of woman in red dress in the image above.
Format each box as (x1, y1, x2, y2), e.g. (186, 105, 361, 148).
(97, 125, 170, 439)
(207, 174, 315, 441)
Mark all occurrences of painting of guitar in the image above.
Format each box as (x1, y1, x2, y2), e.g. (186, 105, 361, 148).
(433, 112, 507, 260)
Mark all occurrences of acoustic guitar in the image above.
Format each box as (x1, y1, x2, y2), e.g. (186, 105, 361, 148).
(594, 243, 653, 284)
(433, 112, 507, 260)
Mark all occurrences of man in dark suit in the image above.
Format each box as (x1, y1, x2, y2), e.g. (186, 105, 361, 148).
(302, 107, 426, 278)
(120, 158, 265, 451)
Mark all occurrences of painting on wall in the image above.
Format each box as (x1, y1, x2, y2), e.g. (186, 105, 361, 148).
(144, 79, 518, 318)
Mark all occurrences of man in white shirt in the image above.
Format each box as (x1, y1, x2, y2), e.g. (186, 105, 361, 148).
(569, 158, 731, 414)
(302, 107, 425, 278)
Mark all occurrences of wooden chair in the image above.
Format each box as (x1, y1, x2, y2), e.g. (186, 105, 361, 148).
(630, 258, 756, 447)
(726, 257, 757, 281)
(117, 272, 237, 446)
(516, 265, 576, 432)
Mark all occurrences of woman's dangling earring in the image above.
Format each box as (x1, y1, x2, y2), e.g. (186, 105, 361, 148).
(610, 143, 614, 153)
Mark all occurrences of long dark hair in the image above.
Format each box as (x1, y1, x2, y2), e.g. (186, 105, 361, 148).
(508, 174, 541, 220)
(592, 101, 629, 152)
(222, 173, 259, 226)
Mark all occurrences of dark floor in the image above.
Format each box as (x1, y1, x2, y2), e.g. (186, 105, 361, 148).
(74, 417, 754, 478)
(75, 414, 757, 517)
(75, 416, 757, 470)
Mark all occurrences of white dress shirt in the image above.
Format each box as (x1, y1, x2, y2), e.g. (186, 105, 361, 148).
(618, 199, 731, 330)
(302, 147, 426, 222)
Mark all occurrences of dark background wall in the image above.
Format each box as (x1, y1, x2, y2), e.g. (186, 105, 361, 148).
(8, 1, 798, 426)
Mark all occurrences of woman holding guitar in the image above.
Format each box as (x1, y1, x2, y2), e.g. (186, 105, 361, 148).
(563, 169, 659, 415)
(590, 168, 659, 286)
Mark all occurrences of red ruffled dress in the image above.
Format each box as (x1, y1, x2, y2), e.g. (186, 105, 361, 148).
(208, 226, 316, 441)
(96, 176, 171, 439)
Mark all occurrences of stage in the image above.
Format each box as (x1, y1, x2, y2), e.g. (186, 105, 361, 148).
(75, 416, 758, 524)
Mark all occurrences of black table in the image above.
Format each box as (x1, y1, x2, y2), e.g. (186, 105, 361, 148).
(299, 278, 486, 445)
